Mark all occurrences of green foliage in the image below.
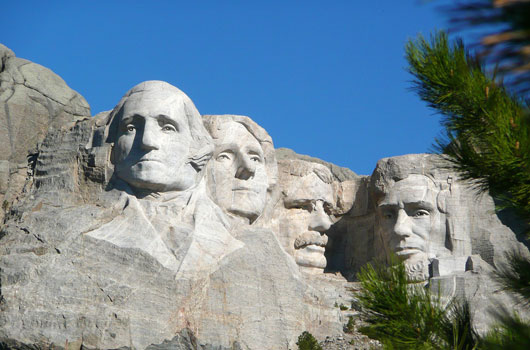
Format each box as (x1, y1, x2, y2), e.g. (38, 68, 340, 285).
(296, 331, 322, 350)
(448, 0, 530, 97)
(356, 256, 478, 350)
(339, 303, 348, 311)
(439, 301, 479, 350)
(346, 316, 355, 333)
(494, 251, 530, 305)
(406, 30, 530, 234)
(479, 310, 530, 350)
(406, 28, 530, 350)
(477, 252, 530, 348)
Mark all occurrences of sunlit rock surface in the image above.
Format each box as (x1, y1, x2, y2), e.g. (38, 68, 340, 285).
(0, 44, 528, 349)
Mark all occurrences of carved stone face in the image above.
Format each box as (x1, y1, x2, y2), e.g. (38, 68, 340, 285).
(376, 174, 446, 266)
(112, 89, 197, 192)
(208, 121, 269, 222)
(281, 172, 334, 272)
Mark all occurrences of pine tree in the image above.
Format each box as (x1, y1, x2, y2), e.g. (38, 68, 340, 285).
(447, 0, 530, 98)
(405, 29, 530, 350)
(357, 256, 477, 349)
(357, 3, 530, 347)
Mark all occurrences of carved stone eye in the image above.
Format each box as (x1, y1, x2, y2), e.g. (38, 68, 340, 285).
(126, 125, 135, 132)
(412, 210, 430, 217)
(217, 153, 231, 161)
(249, 155, 261, 163)
(162, 124, 176, 132)
(383, 211, 393, 220)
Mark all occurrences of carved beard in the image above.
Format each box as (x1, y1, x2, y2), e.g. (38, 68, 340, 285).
(404, 259, 429, 281)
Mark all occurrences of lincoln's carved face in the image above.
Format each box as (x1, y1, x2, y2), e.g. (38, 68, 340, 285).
(376, 174, 446, 266)
(280, 170, 334, 272)
(208, 121, 269, 222)
(112, 88, 197, 192)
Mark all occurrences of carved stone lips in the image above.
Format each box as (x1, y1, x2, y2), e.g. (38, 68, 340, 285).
(394, 245, 423, 256)
(294, 231, 328, 249)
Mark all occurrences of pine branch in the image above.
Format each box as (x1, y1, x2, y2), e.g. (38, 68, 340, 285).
(446, 0, 530, 97)
(356, 257, 475, 349)
(405, 31, 530, 233)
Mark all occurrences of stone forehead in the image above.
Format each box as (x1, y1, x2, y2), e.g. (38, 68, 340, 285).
(127, 80, 189, 97)
(214, 120, 259, 144)
(203, 114, 278, 186)
(278, 159, 333, 184)
(203, 114, 273, 144)
(105, 81, 209, 145)
(286, 172, 334, 204)
(370, 154, 453, 197)
(380, 174, 438, 205)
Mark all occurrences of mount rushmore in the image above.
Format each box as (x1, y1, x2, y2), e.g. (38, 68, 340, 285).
(0, 44, 528, 349)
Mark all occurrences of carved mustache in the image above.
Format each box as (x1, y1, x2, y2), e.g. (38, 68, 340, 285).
(294, 231, 328, 249)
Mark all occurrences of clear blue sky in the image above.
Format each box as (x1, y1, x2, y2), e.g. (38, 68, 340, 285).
(2, 1, 457, 175)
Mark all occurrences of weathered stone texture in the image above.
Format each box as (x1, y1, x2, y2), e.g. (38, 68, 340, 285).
(0, 43, 528, 350)
(0, 44, 90, 223)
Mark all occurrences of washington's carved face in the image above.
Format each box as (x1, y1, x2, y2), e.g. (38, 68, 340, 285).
(281, 172, 334, 271)
(208, 121, 269, 222)
(113, 89, 197, 192)
(376, 174, 445, 265)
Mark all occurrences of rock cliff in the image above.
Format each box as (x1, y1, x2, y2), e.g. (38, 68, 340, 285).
(0, 44, 527, 350)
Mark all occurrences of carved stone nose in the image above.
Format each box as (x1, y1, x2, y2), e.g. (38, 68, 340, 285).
(393, 209, 412, 238)
(235, 156, 256, 180)
(309, 201, 332, 232)
(141, 126, 160, 151)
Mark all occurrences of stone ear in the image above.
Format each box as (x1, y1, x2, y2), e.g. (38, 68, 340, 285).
(109, 144, 116, 165)
(188, 146, 213, 172)
(437, 188, 449, 214)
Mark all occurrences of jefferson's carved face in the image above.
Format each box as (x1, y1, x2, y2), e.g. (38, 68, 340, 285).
(376, 174, 445, 264)
(208, 121, 268, 222)
(281, 172, 334, 271)
(113, 89, 197, 192)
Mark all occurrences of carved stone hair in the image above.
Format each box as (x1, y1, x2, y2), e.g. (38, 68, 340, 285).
(105, 81, 214, 171)
(202, 114, 278, 189)
(369, 153, 452, 211)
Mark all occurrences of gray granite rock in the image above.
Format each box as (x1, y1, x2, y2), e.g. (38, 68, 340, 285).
(0, 43, 90, 224)
(0, 80, 341, 350)
(275, 147, 358, 181)
(0, 44, 528, 349)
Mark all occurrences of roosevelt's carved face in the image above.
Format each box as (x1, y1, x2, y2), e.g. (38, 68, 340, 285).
(112, 89, 197, 192)
(208, 121, 269, 222)
(376, 174, 446, 267)
(280, 172, 334, 272)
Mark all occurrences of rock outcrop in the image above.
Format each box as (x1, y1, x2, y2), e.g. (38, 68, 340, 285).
(0, 44, 90, 223)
